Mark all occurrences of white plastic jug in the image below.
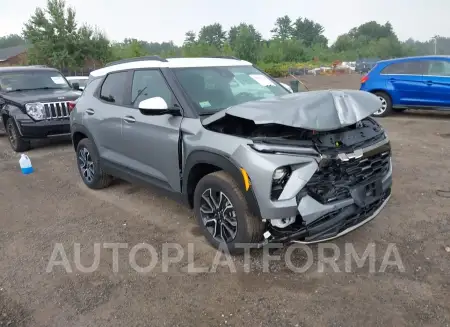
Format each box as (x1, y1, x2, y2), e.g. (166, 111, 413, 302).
(19, 154, 34, 175)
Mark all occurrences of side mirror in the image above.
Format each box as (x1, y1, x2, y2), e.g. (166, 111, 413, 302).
(72, 82, 80, 90)
(280, 82, 294, 93)
(138, 97, 179, 115)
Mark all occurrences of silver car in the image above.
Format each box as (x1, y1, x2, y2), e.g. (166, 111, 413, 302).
(70, 56, 392, 253)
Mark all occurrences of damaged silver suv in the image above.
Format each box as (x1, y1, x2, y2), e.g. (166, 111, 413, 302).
(70, 56, 393, 253)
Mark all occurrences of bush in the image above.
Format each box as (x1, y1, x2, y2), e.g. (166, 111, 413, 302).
(256, 61, 332, 77)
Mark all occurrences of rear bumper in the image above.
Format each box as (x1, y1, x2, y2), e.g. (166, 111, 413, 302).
(17, 118, 70, 139)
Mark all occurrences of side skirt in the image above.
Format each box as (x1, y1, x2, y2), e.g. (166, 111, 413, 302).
(101, 159, 187, 206)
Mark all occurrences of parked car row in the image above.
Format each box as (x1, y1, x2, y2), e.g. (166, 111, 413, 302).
(355, 58, 380, 74)
(0, 56, 393, 254)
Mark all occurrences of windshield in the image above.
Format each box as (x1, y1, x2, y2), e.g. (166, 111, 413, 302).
(172, 66, 289, 114)
(0, 70, 71, 92)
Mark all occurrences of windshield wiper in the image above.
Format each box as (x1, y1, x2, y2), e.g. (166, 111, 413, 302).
(8, 87, 67, 92)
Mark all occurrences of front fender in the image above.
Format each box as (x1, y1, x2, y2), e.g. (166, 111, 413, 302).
(1, 104, 29, 134)
(183, 150, 262, 219)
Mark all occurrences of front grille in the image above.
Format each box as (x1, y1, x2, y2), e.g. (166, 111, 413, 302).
(43, 102, 71, 120)
(306, 149, 391, 203)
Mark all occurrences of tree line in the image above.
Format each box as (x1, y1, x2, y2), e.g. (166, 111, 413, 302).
(1, 0, 449, 76)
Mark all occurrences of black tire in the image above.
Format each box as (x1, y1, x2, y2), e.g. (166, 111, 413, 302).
(76, 138, 112, 189)
(193, 171, 265, 254)
(372, 91, 393, 117)
(6, 118, 30, 152)
(0, 117, 6, 136)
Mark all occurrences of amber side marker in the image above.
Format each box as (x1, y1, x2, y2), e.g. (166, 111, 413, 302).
(240, 168, 251, 191)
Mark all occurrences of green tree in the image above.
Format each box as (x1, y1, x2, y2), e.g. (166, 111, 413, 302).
(110, 39, 149, 60)
(348, 21, 395, 41)
(23, 0, 110, 69)
(198, 23, 227, 49)
(228, 23, 261, 51)
(292, 18, 327, 47)
(233, 24, 262, 62)
(182, 42, 221, 57)
(270, 15, 293, 40)
(184, 31, 196, 46)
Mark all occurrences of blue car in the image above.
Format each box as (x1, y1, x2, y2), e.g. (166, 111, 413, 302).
(360, 55, 450, 117)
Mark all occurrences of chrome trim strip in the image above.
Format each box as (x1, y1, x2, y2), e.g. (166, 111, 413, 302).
(42, 101, 71, 120)
(321, 136, 390, 161)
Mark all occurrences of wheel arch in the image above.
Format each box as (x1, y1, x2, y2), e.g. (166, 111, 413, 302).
(71, 123, 97, 151)
(183, 151, 262, 218)
(1, 104, 25, 131)
(370, 89, 393, 103)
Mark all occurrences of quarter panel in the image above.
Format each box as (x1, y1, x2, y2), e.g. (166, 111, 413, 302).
(73, 79, 124, 162)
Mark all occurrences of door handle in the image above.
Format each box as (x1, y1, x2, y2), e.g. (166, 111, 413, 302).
(426, 81, 433, 85)
(86, 108, 95, 115)
(123, 116, 136, 123)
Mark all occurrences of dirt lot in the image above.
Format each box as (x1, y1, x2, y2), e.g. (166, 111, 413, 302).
(0, 74, 449, 327)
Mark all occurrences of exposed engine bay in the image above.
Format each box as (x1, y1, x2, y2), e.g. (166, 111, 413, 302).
(203, 114, 385, 154)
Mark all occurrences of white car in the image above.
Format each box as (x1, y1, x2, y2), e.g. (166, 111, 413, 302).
(66, 76, 89, 90)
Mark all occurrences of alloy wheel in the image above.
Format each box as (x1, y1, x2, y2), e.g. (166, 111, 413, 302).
(78, 147, 95, 183)
(374, 96, 387, 115)
(199, 188, 238, 243)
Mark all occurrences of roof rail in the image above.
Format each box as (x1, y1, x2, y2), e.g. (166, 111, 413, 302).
(104, 55, 168, 67)
(209, 56, 241, 60)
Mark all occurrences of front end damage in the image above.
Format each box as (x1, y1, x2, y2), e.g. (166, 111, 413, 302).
(203, 90, 392, 246)
(259, 136, 392, 246)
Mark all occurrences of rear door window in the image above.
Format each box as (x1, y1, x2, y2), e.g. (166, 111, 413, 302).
(99, 71, 129, 105)
(381, 61, 424, 75)
(423, 60, 450, 76)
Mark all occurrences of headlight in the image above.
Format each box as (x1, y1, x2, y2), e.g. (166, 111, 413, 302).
(25, 103, 45, 120)
(273, 167, 288, 181)
(271, 166, 291, 200)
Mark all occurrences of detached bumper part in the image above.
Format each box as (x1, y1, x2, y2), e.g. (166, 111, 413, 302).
(258, 187, 391, 247)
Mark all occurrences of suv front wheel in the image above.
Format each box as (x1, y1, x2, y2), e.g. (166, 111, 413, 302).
(6, 118, 30, 152)
(193, 171, 265, 254)
(76, 138, 112, 189)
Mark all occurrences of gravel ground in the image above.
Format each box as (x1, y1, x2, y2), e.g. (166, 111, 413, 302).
(0, 74, 449, 327)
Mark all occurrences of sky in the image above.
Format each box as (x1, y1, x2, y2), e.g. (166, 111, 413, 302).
(1, 0, 448, 45)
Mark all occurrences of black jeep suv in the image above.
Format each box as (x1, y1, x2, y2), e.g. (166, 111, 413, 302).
(0, 66, 81, 152)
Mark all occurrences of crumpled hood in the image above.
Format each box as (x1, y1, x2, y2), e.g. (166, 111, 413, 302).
(203, 89, 382, 131)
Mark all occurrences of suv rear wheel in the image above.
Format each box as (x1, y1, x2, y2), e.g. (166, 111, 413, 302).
(76, 138, 112, 189)
(193, 171, 265, 254)
(6, 118, 30, 152)
(372, 91, 393, 117)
